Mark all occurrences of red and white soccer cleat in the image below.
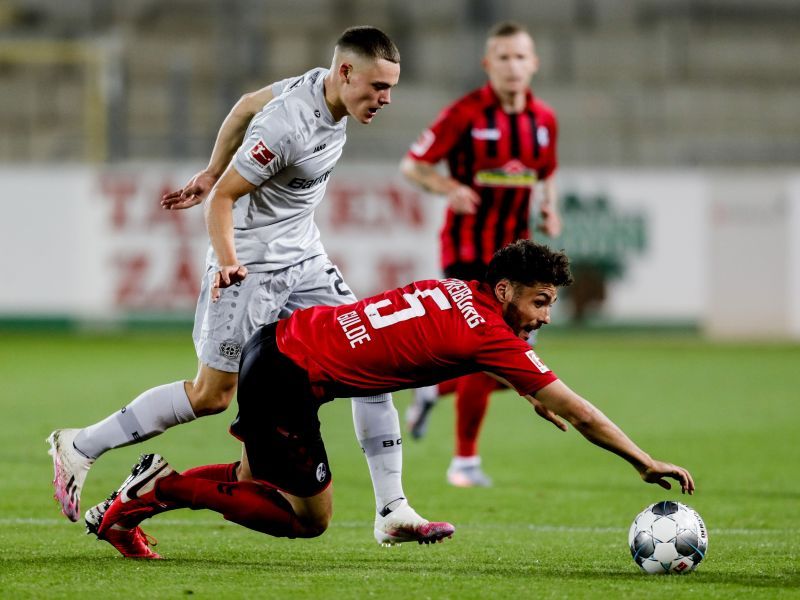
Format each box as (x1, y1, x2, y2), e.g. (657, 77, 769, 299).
(94, 454, 176, 538)
(374, 499, 455, 546)
(86, 488, 161, 559)
(99, 525, 162, 559)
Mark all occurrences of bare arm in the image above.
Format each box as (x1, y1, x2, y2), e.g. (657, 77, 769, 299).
(162, 84, 276, 210)
(204, 165, 257, 301)
(400, 155, 481, 215)
(483, 371, 568, 431)
(531, 380, 695, 493)
(205, 86, 276, 178)
(535, 176, 562, 237)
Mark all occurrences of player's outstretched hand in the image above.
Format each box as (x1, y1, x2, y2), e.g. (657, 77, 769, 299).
(211, 265, 248, 302)
(447, 184, 481, 215)
(640, 460, 695, 495)
(530, 397, 568, 431)
(161, 170, 219, 210)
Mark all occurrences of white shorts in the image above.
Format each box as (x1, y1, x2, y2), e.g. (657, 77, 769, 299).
(192, 254, 356, 372)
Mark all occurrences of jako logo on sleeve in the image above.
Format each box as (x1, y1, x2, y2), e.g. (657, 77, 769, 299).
(525, 349, 549, 373)
(249, 139, 275, 166)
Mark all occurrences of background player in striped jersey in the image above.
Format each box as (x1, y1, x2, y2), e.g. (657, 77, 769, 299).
(401, 22, 563, 487)
(48, 26, 451, 556)
(87, 241, 693, 559)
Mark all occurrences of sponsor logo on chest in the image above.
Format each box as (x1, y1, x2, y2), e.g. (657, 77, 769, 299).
(287, 168, 334, 190)
(474, 159, 538, 188)
(471, 127, 501, 141)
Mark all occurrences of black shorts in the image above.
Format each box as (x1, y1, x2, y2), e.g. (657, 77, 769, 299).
(444, 261, 488, 283)
(229, 321, 332, 497)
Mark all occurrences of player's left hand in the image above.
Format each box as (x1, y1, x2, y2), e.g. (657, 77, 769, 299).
(530, 397, 568, 431)
(537, 205, 562, 237)
(211, 265, 248, 302)
(641, 460, 695, 495)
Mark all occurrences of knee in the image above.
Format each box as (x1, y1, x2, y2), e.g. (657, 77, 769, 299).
(187, 381, 235, 416)
(296, 513, 331, 538)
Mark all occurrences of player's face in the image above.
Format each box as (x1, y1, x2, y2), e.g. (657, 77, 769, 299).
(341, 57, 400, 124)
(501, 282, 557, 341)
(482, 33, 538, 97)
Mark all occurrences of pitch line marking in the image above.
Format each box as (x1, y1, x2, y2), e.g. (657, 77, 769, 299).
(0, 518, 788, 535)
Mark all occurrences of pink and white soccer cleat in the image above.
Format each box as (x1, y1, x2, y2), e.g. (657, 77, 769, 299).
(374, 499, 455, 546)
(47, 429, 94, 522)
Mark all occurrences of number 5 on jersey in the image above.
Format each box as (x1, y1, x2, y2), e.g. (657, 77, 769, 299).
(364, 288, 452, 329)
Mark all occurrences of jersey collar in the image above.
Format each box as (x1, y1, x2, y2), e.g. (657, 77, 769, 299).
(314, 69, 343, 127)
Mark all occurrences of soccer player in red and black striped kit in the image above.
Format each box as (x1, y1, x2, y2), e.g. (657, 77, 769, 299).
(401, 22, 562, 487)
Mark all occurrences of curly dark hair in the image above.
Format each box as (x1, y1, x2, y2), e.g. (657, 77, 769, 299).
(336, 26, 400, 63)
(486, 240, 574, 289)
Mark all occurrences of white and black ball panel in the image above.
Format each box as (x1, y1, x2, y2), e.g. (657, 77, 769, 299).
(628, 501, 708, 574)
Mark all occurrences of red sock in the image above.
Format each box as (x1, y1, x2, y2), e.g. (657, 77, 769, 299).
(181, 462, 239, 482)
(156, 474, 300, 538)
(454, 372, 500, 457)
(118, 462, 240, 528)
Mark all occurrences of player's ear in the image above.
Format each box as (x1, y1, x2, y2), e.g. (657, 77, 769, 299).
(495, 280, 513, 303)
(339, 62, 352, 83)
(530, 53, 540, 74)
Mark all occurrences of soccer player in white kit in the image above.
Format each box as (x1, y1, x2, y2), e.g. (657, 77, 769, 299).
(48, 27, 452, 556)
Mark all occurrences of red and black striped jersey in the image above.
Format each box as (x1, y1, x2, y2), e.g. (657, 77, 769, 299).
(408, 83, 558, 270)
(276, 278, 557, 399)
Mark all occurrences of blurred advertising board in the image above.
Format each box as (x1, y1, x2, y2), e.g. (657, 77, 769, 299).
(2, 164, 798, 336)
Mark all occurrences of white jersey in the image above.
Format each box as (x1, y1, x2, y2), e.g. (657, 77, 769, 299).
(207, 67, 347, 272)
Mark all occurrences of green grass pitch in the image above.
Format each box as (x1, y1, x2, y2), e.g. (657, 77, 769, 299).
(1, 329, 798, 598)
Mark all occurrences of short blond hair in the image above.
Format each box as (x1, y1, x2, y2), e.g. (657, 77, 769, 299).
(487, 21, 531, 39)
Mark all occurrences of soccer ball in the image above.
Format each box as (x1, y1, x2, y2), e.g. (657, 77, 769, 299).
(628, 501, 708, 574)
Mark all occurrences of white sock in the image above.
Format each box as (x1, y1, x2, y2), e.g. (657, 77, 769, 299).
(414, 384, 439, 404)
(351, 394, 405, 513)
(73, 381, 196, 459)
(450, 455, 481, 470)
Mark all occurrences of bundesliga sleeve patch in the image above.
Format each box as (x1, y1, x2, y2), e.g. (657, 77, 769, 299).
(248, 139, 275, 167)
(409, 129, 435, 157)
(525, 349, 549, 373)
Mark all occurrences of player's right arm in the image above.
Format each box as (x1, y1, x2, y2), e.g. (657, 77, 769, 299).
(531, 380, 695, 494)
(401, 99, 481, 215)
(162, 83, 278, 210)
(400, 156, 481, 215)
(204, 165, 257, 301)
